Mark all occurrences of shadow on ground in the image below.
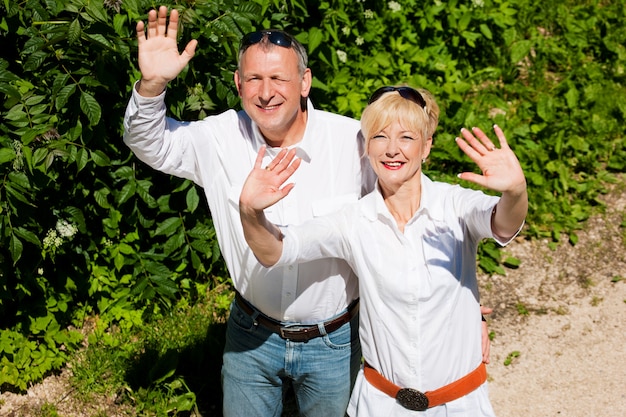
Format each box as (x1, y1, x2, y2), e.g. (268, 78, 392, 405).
(121, 320, 299, 417)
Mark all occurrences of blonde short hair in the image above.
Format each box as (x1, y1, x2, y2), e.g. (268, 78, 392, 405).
(361, 86, 440, 147)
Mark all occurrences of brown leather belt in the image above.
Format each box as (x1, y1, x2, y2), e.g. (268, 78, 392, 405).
(234, 292, 359, 342)
(363, 361, 487, 411)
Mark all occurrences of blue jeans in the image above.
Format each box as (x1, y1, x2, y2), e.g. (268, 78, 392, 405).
(222, 299, 361, 417)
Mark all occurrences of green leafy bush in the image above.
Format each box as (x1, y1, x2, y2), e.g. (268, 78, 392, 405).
(1, 0, 624, 405)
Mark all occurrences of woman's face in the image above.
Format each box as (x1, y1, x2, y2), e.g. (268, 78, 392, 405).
(368, 120, 432, 191)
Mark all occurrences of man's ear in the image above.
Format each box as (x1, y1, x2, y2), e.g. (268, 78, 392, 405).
(301, 68, 312, 98)
(234, 70, 242, 96)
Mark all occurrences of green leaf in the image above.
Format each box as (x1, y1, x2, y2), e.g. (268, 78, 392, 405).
(503, 257, 521, 268)
(23, 51, 47, 71)
(76, 147, 89, 172)
(68, 18, 81, 44)
(510, 39, 532, 64)
(79, 91, 101, 126)
(537, 95, 555, 122)
(5, 183, 33, 206)
(90, 150, 110, 166)
(94, 188, 111, 209)
(9, 234, 23, 264)
(0, 147, 16, 164)
(186, 186, 200, 213)
(307, 27, 324, 54)
(117, 181, 137, 205)
(55, 84, 77, 111)
(479, 23, 492, 40)
(154, 217, 183, 237)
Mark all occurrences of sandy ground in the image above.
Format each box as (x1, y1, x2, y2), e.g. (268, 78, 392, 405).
(1, 180, 625, 416)
(483, 181, 626, 417)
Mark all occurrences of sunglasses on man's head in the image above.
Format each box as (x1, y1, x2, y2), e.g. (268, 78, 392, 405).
(368, 86, 427, 108)
(240, 30, 293, 50)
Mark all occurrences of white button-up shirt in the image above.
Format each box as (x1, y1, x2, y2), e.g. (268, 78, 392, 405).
(278, 175, 516, 416)
(124, 87, 374, 323)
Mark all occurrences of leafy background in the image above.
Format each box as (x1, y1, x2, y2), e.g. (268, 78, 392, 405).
(1, 0, 625, 414)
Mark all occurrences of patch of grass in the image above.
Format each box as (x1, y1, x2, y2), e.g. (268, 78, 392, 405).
(70, 285, 233, 416)
(590, 296, 604, 307)
(37, 403, 60, 417)
(504, 351, 521, 366)
(555, 306, 569, 315)
(515, 302, 529, 316)
(579, 277, 595, 289)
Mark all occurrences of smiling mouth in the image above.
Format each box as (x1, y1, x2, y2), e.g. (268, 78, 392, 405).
(382, 162, 404, 168)
(259, 104, 280, 111)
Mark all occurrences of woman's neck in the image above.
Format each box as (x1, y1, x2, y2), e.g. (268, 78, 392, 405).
(381, 182, 422, 233)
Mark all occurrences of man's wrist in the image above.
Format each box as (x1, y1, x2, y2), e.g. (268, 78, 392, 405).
(136, 79, 167, 97)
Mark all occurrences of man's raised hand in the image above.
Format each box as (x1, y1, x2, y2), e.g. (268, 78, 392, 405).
(136, 6, 198, 97)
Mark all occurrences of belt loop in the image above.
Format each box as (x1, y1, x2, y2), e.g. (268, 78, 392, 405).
(317, 322, 328, 337)
(251, 310, 260, 326)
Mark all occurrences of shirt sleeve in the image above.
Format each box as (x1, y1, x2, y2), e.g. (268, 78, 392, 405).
(122, 83, 200, 183)
(455, 187, 523, 247)
(275, 213, 351, 267)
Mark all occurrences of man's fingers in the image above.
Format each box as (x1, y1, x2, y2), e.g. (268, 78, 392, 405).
(146, 9, 158, 39)
(182, 40, 198, 61)
(166, 8, 179, 40)
(136, 20, 146, 44)
(157, 6, 168, 36)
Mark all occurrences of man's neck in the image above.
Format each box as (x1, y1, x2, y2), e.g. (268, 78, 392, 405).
(263, 109, 308, 148)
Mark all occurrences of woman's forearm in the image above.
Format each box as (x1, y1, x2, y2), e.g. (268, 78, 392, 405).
(240, 206, 284, 267)
(493, 184, 528, 241)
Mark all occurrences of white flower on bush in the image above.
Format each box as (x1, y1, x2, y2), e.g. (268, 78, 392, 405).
(42, 219, 78, 259)
(56, 219, 78, 239)
(356, 36, 364, 46)
(43, 229, 63, 249)
(342, 26, 350, 36)
(336, 50, 348, 63)
(364, 9, 374, 19)
(472, 0, 485, 7)
(388, 1, 401, 12)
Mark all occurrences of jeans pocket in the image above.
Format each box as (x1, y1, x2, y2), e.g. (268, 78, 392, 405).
(323, 316, 359, 350)
(229, 300, 257, 332)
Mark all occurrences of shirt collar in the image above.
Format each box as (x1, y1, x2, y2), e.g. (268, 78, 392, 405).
(360, 173, 446, 222)
(249, 99, 315, 163)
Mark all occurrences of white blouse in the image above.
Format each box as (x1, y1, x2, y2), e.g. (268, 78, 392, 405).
(277, 174, 518, 416)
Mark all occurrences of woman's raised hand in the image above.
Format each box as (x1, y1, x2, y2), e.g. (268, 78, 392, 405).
(455, 125, 526, 196)
(239, 146, 301, 213)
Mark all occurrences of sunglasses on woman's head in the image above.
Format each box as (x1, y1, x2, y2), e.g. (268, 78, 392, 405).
(368, 86, 426, 108)
(240, 30, 293, 51)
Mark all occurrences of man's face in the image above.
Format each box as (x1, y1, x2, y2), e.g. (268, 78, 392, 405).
(234, 44, 311, 145)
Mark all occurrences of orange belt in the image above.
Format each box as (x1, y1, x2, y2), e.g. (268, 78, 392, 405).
(363, 362, 487, 411)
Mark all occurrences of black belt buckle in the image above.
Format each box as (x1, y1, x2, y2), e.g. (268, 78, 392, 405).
(396, 388, 429, 411)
